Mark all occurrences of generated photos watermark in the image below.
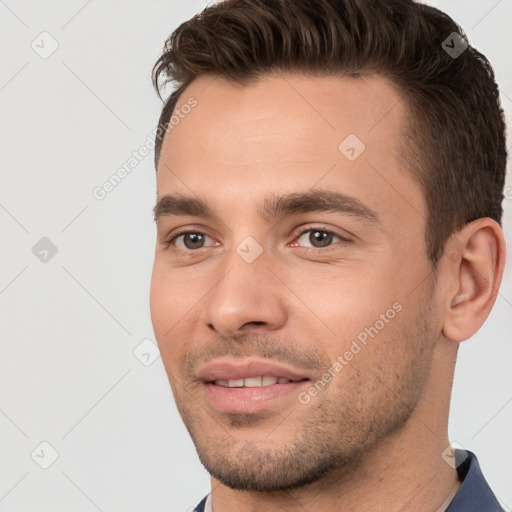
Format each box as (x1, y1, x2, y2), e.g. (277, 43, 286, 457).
(92, 97, 198, 201)
(298, 301, 403, 404)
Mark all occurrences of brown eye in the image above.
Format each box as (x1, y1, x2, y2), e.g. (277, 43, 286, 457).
(297, 229, 342, 248)
(171, 232, 216, 250)
(310, 230, 334, 247)
(182, 233, 205, 249)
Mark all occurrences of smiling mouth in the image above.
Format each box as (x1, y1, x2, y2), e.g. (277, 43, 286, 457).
(211, 376, 309, 388)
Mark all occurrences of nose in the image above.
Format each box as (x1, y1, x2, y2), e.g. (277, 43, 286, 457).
(199, 246, 288, 337)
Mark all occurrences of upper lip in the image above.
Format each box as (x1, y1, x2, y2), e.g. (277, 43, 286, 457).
(197, 358, 312, 382)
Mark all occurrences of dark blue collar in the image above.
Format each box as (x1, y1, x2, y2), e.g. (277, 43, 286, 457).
(194, 495, 207, 512)
(446, 449, 505, 511)
(193, 450, 504, 511)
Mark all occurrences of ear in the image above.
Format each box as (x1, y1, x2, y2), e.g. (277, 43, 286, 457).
(441, 218, 506, 342)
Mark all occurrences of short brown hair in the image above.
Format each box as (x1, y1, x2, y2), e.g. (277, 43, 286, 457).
(152, 0, 507, 265)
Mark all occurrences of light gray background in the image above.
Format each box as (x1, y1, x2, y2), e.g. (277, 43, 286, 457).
(0, 1, 511, 511)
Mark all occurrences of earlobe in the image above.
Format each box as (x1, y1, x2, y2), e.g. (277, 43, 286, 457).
(441, 218, 506, 343)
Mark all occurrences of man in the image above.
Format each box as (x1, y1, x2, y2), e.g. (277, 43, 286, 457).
(149, 0, 508, 510)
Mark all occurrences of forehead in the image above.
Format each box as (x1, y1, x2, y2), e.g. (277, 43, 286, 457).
(157, 73, 425, 229)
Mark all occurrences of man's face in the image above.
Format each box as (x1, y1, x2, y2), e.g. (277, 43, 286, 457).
(150, 74, 442, 491)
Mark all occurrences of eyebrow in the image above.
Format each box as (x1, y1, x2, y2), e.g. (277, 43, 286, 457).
(153, 189, 380, 225)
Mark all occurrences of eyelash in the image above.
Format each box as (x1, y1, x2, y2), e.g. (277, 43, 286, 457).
(165, 226, 348, 253)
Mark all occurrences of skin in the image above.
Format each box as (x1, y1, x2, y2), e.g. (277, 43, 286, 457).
(150, 73, 506, 511)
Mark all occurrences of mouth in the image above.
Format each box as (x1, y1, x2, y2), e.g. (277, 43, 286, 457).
(211, 376, 308, 388)
(197, 359, 312, 414)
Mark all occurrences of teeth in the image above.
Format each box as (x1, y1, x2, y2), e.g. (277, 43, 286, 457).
(244, 376, 262, 387)
(213, 376, 293, 387)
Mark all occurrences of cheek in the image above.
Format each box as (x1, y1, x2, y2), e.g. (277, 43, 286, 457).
(150, 260, 196, 326)
(286, 264, 399, 341)
(324, 310, 415, 403)
(149, 263, 169, 337)
(150, 263, 187, 353)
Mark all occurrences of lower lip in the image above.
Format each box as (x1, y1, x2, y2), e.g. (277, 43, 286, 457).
(203, 381, 309, 413)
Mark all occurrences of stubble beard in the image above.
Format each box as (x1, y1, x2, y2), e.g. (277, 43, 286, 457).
(171, 289, 439, 493)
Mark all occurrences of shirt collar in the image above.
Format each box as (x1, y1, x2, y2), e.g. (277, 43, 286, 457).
(446, 449, 505, 512)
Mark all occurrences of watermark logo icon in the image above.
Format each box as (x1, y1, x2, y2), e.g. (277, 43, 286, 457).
(32, 237, 58, 263)
(31, 441, 59, 469)
(441, 441, 468, 469)
(338, 134, 366, 162)
(236, 236, 263, 263)
(31, 31, 59, 59)
(442, 32, 468, 59)
(133, 338, 160, 367)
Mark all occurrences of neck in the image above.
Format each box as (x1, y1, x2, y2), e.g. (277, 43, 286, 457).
(209, 339, 461, 512)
